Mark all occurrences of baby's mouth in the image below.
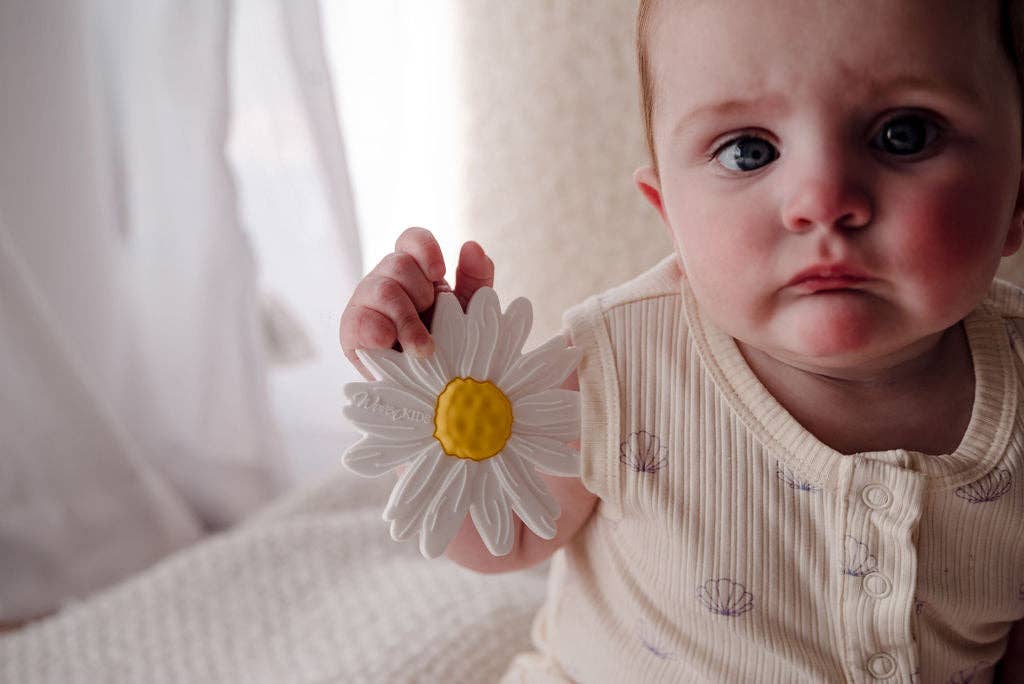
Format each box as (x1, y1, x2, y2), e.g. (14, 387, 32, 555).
(786, 264, 872, 293)
(791, 276, 868, 293)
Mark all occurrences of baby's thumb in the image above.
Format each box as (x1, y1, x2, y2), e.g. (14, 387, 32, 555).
(453, 241, 494, 311)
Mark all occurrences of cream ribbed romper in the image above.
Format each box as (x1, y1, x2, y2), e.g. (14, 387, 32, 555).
(502, 253, 1024, 683)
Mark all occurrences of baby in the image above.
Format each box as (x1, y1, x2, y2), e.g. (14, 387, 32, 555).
(341, 0, 1024, 681)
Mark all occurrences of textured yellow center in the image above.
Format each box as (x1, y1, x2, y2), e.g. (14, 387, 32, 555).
(433, 377, 513, 461)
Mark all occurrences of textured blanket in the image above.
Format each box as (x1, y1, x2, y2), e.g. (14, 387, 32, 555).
(0, 468, 548, 683)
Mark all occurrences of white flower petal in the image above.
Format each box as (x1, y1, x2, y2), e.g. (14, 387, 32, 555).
(466, 286, 500, 319)
(504, 453, 561, 520)
(349, 289, 587, 558)
(344, 381, 434, 417)
(466, 288, 501, 380)
(342, 401, 434, 442)
(420, 460, 477, 558)
(470, 467, 515, 556)
(505, 433, 580, 477)
(499, 337, 583, 402)
(457, 316, 482, 378)
(428, 292, 464, 377)
(343, 435, 426, 477)
(404, 350, 449, 396)
(490, 297, 532, 379)
(384, 443, 450, 530)
(390, 508, 426, 543)
(512, 389, 580, 442)
(493, 454, 559, 540)
(356, 348, 437, 403)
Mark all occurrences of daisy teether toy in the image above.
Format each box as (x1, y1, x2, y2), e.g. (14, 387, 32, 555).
(342, 286, 583, 559)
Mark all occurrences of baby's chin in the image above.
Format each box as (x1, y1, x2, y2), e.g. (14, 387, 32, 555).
(787, 312, 879, 360)
(748, 296, 910, 370)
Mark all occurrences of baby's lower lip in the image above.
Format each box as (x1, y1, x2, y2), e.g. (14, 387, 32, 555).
(792, 276, 868, 293)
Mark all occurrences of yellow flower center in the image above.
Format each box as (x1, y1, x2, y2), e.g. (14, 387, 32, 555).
(433, 377, 513, 461)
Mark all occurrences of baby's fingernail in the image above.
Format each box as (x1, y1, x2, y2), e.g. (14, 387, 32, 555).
(416, 337, 435, 358)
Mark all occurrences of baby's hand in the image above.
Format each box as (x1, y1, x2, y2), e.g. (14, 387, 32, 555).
(341, 227, 596, 569)
(339, 226, 495, 381)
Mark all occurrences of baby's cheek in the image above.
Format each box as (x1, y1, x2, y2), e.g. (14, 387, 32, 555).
(888, 187, 1004, 309)
(898, 212, 976, 272)
(676, 230, 758, 316)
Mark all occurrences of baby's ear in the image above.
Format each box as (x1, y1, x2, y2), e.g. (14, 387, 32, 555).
(634, 166, 669, 226)
(1006, 168, 1024, 257)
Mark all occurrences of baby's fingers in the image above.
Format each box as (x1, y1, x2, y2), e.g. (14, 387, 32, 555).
(375, 251, 437, 312)
(340, 305, 396, 380)
(395, 227, 446, 283)
(359, 275, 434, 356)
(454, 241, 495, 311)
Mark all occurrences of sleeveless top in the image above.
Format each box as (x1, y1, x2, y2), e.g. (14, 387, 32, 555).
(502, 253, 1024, 683)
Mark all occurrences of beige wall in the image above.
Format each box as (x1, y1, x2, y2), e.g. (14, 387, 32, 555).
(454, 1, 669, 345)
(453, 0, 1024, 346)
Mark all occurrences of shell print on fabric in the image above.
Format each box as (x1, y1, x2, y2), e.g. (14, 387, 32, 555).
(696, 578, 754, 617)
(954, 468, 1012, 503)
(636, 618, 677, 660)
(843, 535, 879, 577)
(619, 430, 668, 473)
(775, 462, 821, 492)
(341, 287, 583, 559)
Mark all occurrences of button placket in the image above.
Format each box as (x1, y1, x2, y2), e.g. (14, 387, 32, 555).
(861, 483, 892, 510)
(840, 460, 924, 683)
(867, 652, 898, 679)
(863, 572, 892, 599)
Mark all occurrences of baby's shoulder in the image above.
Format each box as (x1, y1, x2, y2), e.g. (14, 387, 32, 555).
(984, 278, 1024, 341)
(985, 278, 1024, 320)
(564, 252, 683, 324)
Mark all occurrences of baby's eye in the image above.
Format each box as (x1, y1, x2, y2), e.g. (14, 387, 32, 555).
(715, 136, 779, 172)
(872, 114, 940, 156)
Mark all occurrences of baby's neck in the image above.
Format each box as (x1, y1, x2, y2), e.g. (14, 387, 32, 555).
(736, 323, 975, 456)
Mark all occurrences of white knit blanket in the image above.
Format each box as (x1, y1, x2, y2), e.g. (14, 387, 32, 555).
(0, 469, 549, 683)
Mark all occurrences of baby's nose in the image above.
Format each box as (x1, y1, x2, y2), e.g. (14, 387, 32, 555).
(780, 169, 873, 233)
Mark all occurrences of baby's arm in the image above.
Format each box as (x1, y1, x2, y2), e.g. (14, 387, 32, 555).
(444, 463, 597, 573)
(340, 227, 598, 571)
(443, 369, 599, 573)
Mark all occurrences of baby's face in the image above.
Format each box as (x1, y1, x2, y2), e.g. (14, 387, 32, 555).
(636, 0, 1024, 373)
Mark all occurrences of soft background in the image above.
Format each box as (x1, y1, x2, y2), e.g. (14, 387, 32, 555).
(455, 1, 670, 348)
(326, 1, 670, 350)
(3, 0, 1024, 681)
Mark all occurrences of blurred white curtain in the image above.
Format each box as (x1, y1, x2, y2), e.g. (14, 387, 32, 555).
(229, 0, 364, 483)
(0, 0, 358, 621)
(317, 0, 464, 273)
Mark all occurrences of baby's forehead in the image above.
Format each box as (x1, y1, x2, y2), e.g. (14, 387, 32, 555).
(646, 0, 998, 27)
(645, 0, 998, 55)
(646, 0, 1000, 96)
